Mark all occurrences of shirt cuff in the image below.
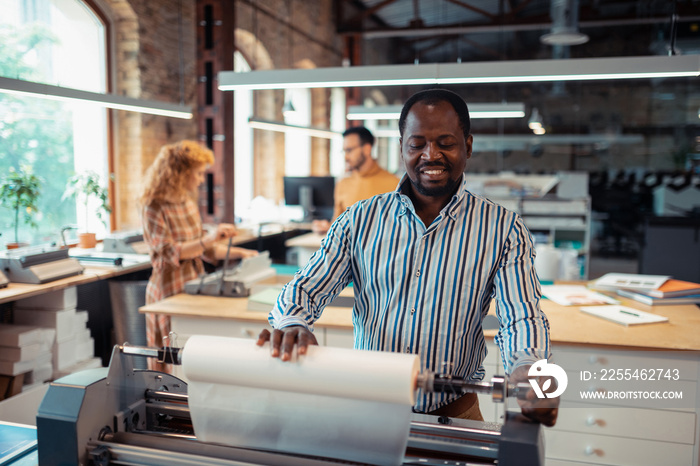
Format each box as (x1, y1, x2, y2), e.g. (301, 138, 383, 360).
(505, 350, 549, 374)
(273, 315, 313, 332)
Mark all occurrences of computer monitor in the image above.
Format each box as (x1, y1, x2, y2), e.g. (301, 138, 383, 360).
(283, 176, 335, 222)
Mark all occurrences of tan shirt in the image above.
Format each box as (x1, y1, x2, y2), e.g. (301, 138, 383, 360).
(333, 164, 399, 219)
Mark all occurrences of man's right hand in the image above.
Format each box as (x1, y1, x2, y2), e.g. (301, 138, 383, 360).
(257, 327, 318, 361)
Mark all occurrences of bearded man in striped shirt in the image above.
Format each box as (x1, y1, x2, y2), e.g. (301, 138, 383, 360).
(258, 88, 558, 427)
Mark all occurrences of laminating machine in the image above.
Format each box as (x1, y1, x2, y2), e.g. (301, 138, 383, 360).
(102, 230, 149, 255)
(0, 246, 84, 284)
(36, 343, 544, 466)
(184, 249, 276, 297)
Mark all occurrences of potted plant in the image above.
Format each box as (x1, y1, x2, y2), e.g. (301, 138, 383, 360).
(63, 171, 112, 248)
(0, 165, 42, 249)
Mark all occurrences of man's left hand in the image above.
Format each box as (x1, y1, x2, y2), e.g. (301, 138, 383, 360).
(510, 365, 559, 427)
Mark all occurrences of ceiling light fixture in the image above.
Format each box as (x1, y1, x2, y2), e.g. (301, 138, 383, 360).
(0, 76, 193, 119)
(528, 108, 544, 130)
(540, 0, 589, 46)
(219, 55, 699, 91)
(347, 103, 525, 120)
(248, 117, 340, 139)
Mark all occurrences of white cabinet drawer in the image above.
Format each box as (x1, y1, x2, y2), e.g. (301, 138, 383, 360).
(551, 346, 699, 381)
(544, 430, 695, 465)
(552, 401, 697, 444)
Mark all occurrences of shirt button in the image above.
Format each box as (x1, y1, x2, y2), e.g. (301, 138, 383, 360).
(410, 308, 416, 314)
(415, 271, 420, 277)
(405, 347, 411, 353)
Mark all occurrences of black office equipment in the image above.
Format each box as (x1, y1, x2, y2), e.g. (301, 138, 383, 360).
(639, 216, 700, 283)
(283, 176, 335, 222)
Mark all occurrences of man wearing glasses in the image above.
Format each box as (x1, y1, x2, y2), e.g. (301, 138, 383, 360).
(312, 126, 398, 234)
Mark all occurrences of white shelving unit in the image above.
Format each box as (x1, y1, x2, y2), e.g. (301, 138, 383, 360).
(488, 195, 592, 280)
(468, 172, 592, 281)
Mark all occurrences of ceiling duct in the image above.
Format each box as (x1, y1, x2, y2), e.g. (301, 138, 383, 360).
(540, 0, 589, 46)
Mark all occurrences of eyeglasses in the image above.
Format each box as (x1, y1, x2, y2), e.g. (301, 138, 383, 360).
(342, 145, 361, 155)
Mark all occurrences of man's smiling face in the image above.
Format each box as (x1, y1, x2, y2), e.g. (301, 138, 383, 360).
(400, 99, 472, 198)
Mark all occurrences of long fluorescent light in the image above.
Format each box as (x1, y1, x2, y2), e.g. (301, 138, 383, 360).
(0, 76, 193, 119)
(219, 55, 699, 91)
(248, 117, 341, 139)
(347, 103, 525, 120)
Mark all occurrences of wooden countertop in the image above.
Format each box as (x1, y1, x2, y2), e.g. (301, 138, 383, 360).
(140, 286, 354, 330)
(0, 222, 313, 306)
(140, 283, 700, 351)
(285, 232, 324, 249)
(0, 258, 151, 305)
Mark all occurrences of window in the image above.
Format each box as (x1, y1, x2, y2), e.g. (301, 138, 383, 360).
(0, 0, 109, 247)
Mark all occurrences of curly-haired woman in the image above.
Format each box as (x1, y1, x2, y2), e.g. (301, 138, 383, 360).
(140, 140, 257, 369)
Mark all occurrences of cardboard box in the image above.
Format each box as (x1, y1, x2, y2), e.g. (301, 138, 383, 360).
(0, 373, 25, 399)
(14, 308, 76, 343)
(0, 358, 34, 376)
(34, 351, 52, 368)
(74, 310, 88, 332)
(75, 337, 94, 363)
(15, 287, 77, 311)
(36, 328, 56, 353)
(0, 324, 43, 347)
(75, 328, 91, 344)
(24, 361, 53, 385)
(52, 337, 76, 371)
(0, 343, 41, 363)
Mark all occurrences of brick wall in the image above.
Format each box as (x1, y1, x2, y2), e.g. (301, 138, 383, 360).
(106, 0, 341, 228)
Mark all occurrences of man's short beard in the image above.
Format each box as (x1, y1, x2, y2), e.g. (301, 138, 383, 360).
(410, 176, 459, 197)
(348, 153, 366, 172)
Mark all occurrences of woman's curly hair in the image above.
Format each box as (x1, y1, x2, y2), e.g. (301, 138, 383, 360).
(140, 140, 214, 206)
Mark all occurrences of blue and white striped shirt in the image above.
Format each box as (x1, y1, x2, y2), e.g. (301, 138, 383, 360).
(270, 175, 551, 412)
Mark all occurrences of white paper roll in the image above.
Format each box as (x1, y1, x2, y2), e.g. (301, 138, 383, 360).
(183, 335, 420, 466)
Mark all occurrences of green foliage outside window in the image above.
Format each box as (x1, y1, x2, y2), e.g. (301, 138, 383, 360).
(63, 171, 112, 233)
(0, 165, 42, 244)
(0, 23, 77, 246)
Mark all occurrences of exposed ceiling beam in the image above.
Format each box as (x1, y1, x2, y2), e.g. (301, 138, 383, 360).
(404, 34, 502, 60)
(346, 0, 399, 25)
(444, 0, 496, 21)
(507, 0, 535, 17)
(339, 14, 700, 39)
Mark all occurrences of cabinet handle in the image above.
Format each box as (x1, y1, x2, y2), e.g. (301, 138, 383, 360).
(584, 445, 595, 456)
(588, 355, 598, 364)
(585, 416, 597, 426)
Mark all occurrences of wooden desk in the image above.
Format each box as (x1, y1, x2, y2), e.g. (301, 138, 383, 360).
(0, 259, 152, 305)
(490, 298, 700, 351)
(141, 289, 700, 351)
(139, 285, 354, 347)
